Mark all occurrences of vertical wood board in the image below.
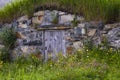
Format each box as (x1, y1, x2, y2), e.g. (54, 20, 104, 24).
(44, 30, 66, 60)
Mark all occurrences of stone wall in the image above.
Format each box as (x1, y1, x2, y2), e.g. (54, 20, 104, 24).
(14, 26, 44, 56)
(10, 10, 80, 59)
(0, 10, 120, 59)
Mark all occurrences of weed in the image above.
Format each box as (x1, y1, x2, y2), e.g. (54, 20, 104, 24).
(0, 27, 17, 62)
(0, 27, 17, 49)
(52, 16, 59, 24)
(71, 15, 79, 27)
(0, 48, 10, 62)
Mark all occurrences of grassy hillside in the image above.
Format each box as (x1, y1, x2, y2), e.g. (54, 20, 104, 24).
(0, 47, 120, 80)
(0, 0, 120, 23)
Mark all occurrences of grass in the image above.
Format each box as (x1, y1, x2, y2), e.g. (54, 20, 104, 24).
(0, 46, 120, 80)
(0, 0, 120, 23)
(0, 27, 17, 48)
(0, 27, 17, 62)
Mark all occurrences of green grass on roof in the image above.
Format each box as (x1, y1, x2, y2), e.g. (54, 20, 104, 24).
(0, 0, 120, 23)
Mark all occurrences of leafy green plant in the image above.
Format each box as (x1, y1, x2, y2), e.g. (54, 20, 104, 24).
(0, 27, 17, 62)
(52, 16, 59, 24)
(0, 48, 10, 62)
(0, 27, 17, 49)
(83, 38, 94, 51)
(100, 35, 110, 50)
(71, 15, 79, 27)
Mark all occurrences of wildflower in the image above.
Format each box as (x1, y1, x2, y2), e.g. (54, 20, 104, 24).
(78, 49, 81, 51)
(83, 46, 85, 49)
(50, 64, 52, 67)
(0, 61, 3, 68)
(86, 49, 89, 52)
(110, 48, 113, 51)
(57, 73, 60, 76)
(0, 61, 3, 65)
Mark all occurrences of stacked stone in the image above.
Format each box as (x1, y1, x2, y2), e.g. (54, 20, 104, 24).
(13, 14, 44, 56)
(0, 10, 119, 58)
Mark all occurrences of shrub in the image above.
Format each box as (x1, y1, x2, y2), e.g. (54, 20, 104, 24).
(71, 15, 79, 27)
(0, 48, 10, 62)
(83, 38, 94, 51)
(0, 27, 17, 62)
(0, 27, 17, 49)
(52, 16, 59, 24)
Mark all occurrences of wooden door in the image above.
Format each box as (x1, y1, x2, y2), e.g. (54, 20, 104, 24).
(44, 30, 66, 61)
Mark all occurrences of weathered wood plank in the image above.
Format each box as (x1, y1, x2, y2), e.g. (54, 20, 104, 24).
(44, 30, 66, 60)
(37, 27, 72, 31)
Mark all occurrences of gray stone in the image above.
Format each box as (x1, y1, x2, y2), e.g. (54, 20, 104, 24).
(59, 14, 74, 24)
(85, 22, 97, 29)
(17, 15, 29, 22)
(3, 23, 12, 28)
(81, 27, 87, 35)
(27, 20, 32, 26)
(73, 41, 83, 50)
(32, 16, 44, 24)
(23, 40, 42, 46)
(97, 21, 104, 30)
(16, 39, 24, 46)
(58, 11, 66, 15)
(20, 46, 29, 53)
(16, 32, 27, 39)
(23, 39, 27, 43)
(87, 29, 96, 37)
(78, 23, 88, 35)
(107, 27, 120, 48)
(18, 22, 28, 28)
(11, 20, 18, 29)
(110, 40, 120, 48)
(107, 27, 120, 41)
(22, 30, 31, 35)
(100, 31, 108, 34)
(42, 10, 58, 24)
(36, 32, 43, 38)
(78, 23, 85, 28)
(74, 27, 81, 36)
(28, 33, 36, 39)
(40, 22, 52, 26)
(65, 36, 73, 41)
(0, 44, 4, 49)
(104, 23, 120, 31)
